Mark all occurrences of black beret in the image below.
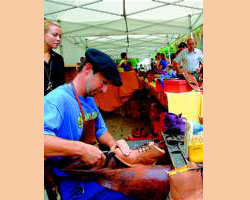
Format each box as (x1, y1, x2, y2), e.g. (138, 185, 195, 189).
(85, 48, 122, 87)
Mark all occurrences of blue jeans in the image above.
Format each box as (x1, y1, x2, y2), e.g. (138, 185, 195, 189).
(59, 180, 138, 200)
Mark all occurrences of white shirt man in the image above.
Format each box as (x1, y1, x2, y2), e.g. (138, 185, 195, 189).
(174, 38, 203, 74)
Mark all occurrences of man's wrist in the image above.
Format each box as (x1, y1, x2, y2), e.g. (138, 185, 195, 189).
(73, 141, 87, 156)
(109, 141, 118, 149)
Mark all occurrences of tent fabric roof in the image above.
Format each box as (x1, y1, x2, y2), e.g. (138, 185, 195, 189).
(44, 0, 203, 64)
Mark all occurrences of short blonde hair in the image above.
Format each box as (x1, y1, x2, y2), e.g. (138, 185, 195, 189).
(44, 20, 60, 34)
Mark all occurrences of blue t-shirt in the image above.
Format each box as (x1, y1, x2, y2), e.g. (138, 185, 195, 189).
(160, 60, 169, 71)
(121, 63, 130, 71)
(44, 84, 107, 176)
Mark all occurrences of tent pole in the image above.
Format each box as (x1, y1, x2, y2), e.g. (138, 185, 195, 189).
(57, 20, 63, 56)
(192, 11, 203, 29)
(122, 0, 129, 53)
(59, 43, 63, 57)
(188, 14, 193, 38)
(154, 0, 202, 11)
(166, 35, 171, 64)
(44, 0, 102, 16)
(168, 45, 171, 64)
(85, 39, 88, 49)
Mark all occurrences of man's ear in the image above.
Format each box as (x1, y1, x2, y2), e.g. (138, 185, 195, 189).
(83, 63, 93, 75)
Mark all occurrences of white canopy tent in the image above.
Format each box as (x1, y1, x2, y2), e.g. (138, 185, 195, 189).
(44, 0, 203, 65)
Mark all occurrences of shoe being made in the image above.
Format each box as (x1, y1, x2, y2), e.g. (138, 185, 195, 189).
(114, 142, 165, 167)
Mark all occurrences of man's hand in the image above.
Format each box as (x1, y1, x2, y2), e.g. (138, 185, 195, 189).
(97, 132, 131, 157)
(44, 136, 106, 169)
(79, 143, 106, 169)
(110, 139, 130, 156)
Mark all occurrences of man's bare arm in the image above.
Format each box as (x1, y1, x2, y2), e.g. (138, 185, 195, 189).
(44, 135, 106, 167)
(44, 135, 85, 157)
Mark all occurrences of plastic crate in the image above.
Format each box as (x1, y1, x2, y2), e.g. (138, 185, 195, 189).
(164, 80, 192, 93)
(155, 79, 164, 92)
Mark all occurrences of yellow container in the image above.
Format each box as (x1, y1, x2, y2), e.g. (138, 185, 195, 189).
(118, 68, 124, 72)
(188, 135, 203, 162)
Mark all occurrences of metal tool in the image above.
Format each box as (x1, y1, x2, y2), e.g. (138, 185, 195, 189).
(103, 151, 116, 167)
(103, 151, 115, 160)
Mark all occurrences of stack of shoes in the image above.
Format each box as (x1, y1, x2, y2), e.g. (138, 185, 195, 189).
(114, 142, 166, 167)
(140, 128, 147, 137)
(131, 128, 148, 138)
(131, 128, 141, 138)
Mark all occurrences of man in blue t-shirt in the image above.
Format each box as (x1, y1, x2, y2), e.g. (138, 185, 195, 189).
(44, 48, 137, 200)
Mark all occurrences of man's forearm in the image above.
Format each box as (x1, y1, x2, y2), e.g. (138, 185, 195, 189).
(44, 135, 86, 158)
(97, 131, 117, 148)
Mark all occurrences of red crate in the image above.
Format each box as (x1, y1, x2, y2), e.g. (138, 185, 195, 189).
(155, 79, 164, 92)
(164, 80, 192, 93)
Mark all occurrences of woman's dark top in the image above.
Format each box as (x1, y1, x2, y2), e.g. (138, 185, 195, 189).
(44, 50, 65, 95)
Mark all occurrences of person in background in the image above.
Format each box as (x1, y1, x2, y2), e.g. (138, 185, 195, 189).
(175, 49, 182, 57)
(139, 64, 144, 71)
(177, 42, 188, 52)
(76, 57, 86, 72)
(44, 48, 137, 200)
(126, 61, 134, 71)
(80, 56, 86, 63)
(174, 42, 187, 68)
(118, 52, 130, 71)
(158, 53, 169, 71)
(170, 53, 177, 64)
(138, 64, 146, 77)
(167, 53, 177, 72)
(150, 58, 157, 71)
(155, 53, 161, 69)
(173, 38, 203, 80)
(44, 19, 65, 95)
(76, 62, 81, 72)
(197, 63, 203, 82)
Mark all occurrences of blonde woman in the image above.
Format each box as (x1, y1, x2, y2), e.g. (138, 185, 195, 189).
(44, 20, 65, 95)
